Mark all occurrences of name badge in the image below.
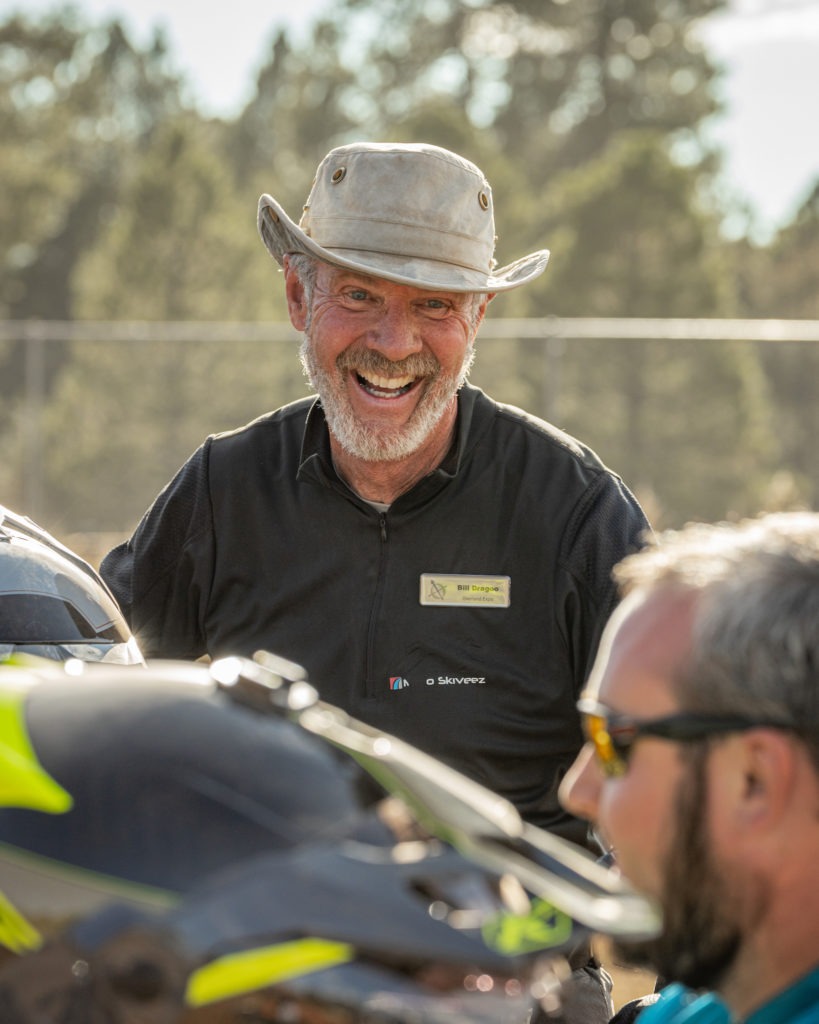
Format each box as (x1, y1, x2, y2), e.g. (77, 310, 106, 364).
(419, 574, 511, 608)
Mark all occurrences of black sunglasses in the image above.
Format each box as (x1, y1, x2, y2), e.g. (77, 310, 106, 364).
(576, 697, 795, 778)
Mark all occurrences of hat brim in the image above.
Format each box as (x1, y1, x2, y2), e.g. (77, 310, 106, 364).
(257, 195, 549, 294)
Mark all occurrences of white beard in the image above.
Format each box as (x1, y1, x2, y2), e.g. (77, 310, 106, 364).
(300, 335, 475, 463)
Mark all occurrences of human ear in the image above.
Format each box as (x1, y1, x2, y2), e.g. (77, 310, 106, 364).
(470, 293, 495, 336)
(479, 293, 496, 319)
(284, 257, 309, 331)
(736, 731, 797, 831)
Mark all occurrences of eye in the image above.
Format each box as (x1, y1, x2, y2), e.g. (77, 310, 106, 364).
(337, 286, 374, 310)
(417, 297, 454, 319)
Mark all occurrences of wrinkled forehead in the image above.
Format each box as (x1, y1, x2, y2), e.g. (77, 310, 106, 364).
(317, 261, 479, 304)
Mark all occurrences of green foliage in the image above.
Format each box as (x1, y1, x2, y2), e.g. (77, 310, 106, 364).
(42, 119, 300, 528)
(0, 8, 187, 320)
(225, 25, 359, 193)
(474, 133, 775, 527)
(40, 334, 306, 530)
(0, 6, 191, 450)
(728, 182, 819, 511)
(74, 119, 282, 321)
(0, 1, 813, 537)
(318, 0, 723, 175)
(514, 131, 732, 317)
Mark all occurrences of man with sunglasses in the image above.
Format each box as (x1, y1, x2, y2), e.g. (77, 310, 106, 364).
(560, 510, 819, 1024)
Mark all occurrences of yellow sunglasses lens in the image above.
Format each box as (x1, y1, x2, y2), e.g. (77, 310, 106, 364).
(584, 714, 627, 777)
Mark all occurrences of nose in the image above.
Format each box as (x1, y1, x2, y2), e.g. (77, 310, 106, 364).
(368, 301, 424, 361)
(558, 744, 603, 825)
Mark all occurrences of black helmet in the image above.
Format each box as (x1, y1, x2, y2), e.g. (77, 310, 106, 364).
(0, 505, 143, 665)
(0, 656, 600, 1023)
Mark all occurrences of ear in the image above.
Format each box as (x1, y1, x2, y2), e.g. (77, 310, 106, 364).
(283, 256, 309, 331)
(472, 293, 495, 334)
(733, 730, 798, 833)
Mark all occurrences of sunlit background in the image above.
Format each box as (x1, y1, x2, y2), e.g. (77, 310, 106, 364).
(5, 0, 817, 240)
(1, 0, 817, 544)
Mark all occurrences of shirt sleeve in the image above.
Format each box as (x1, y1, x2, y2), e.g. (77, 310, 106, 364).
(557, 470, 652, 691)
(100, 440, 216, 660)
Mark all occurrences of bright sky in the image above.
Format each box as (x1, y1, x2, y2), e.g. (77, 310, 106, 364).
(3, 0, 818, 241)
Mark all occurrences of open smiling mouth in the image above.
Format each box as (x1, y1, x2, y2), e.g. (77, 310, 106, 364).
(355, 371, 420, 398)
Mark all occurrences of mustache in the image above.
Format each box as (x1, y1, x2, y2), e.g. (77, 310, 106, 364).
(336, 348, 440, 379)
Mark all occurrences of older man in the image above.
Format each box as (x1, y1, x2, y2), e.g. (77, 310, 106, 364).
(560, 511, 819, 1024)
(103, 138, 645, 891)
(102, 139, 651, 1022)
(103, 141, 648, 843)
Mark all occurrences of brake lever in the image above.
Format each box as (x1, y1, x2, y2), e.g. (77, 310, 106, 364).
(211, 650, 318, 713)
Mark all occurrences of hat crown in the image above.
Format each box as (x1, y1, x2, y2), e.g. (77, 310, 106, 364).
(257, 140, 549, 292)
(299, 143, 497, 275)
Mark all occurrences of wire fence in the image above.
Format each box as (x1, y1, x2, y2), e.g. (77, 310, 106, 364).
(3, 317, 818, 539)
(5, 316, 819, 344)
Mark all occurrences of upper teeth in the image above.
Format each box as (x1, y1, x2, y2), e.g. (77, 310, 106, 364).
(363, 373, 414, 389)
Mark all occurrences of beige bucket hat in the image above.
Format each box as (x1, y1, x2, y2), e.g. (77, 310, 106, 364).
(257, 141, 549, 293)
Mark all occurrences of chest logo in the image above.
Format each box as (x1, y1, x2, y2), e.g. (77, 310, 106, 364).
(419, 574, 510, 608)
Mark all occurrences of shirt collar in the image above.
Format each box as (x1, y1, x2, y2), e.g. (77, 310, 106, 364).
(745, 966, 819, 1024)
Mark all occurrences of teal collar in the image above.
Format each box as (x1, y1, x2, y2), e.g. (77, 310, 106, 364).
(746, 966, 819, 1024)
(640, 968, 819, 1024)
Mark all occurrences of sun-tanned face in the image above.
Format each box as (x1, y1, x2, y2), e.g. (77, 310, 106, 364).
(560, 587, 694, 900)
(287, 261, 486, 465)
(559, 587, 762, 991)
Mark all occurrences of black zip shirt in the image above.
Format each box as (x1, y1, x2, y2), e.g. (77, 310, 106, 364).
(101, 385, 649, 845)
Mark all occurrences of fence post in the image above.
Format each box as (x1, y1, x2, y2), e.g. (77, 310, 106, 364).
(23, 330, 45, 520)
(542, 331, 566, 424)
